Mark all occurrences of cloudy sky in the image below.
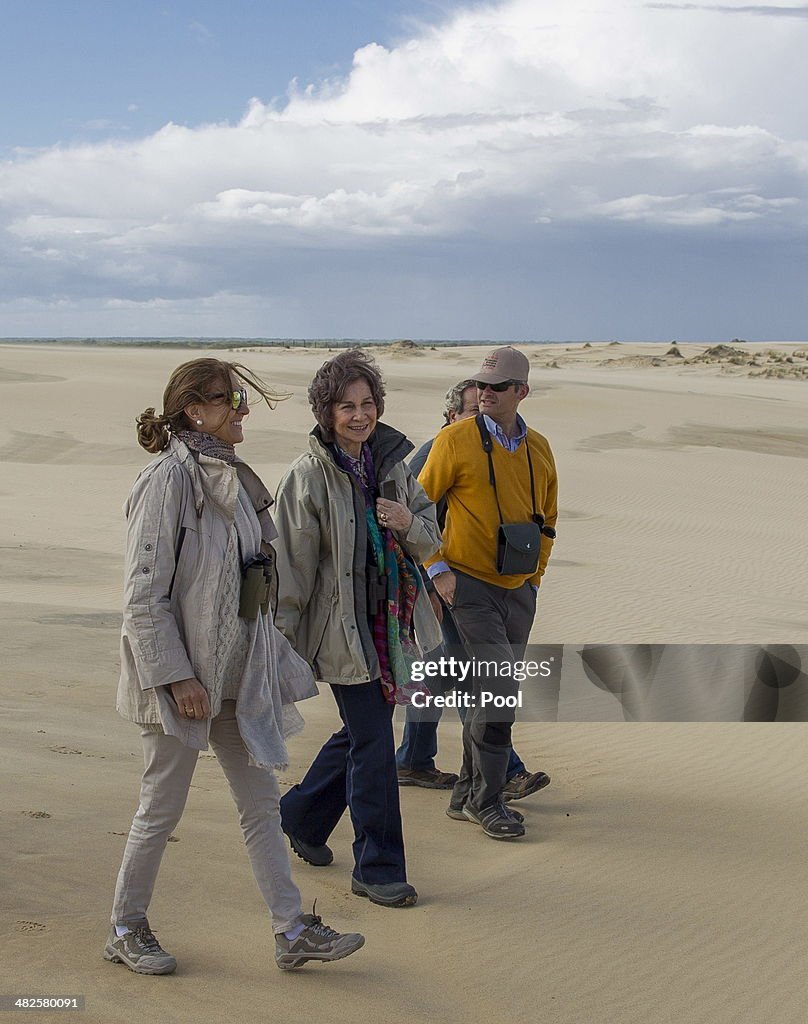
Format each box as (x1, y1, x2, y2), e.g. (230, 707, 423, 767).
(2, 0, 807, 341)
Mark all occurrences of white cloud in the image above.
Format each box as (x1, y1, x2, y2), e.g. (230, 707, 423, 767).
(592, 189, 798, 225)
(646, 4, 808, 17)
(2, 0, 808, 334)
(189, 19, 213, 41)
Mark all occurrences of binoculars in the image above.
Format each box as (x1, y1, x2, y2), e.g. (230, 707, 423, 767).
(239, 555, 274, 619)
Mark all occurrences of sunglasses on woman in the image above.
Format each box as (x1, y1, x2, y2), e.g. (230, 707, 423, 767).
(207, 387, 249, 410)
(472, 379, 522, 393)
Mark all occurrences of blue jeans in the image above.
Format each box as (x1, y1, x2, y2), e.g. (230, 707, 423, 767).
(395, 605, 525, 779)
(281, 680, 407, 885)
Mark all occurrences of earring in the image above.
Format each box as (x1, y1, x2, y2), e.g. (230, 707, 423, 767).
(195, 419, 203, 426)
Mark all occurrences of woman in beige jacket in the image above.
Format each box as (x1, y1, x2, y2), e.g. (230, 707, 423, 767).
(105, 357, 364, 975)
(273, 349, 441, 908)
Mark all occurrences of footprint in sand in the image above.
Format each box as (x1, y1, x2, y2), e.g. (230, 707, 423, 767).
(15, 921, 47, 933)
(22, 810, 51, 818)
(48, 745, 82, 755)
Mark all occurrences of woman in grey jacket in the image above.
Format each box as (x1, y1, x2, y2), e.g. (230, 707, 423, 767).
(105, 357, 364, 975)
(273, 349, 441, 908)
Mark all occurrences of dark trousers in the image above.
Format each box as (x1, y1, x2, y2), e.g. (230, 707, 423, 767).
(449, 571, 537, 813)
(397, 700, 525, 777)
(396, 601, 525, 777)
(280, 680, 407, 885)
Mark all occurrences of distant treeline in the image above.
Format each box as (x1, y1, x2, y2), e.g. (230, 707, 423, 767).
(0, 337, 557, 349)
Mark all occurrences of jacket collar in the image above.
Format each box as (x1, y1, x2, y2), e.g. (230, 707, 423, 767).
(309, 421, 414, 477)
(167, 435, 273, 520)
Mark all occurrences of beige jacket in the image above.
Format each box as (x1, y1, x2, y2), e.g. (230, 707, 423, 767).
(272, 424, 443, 685)
(117, 437, 317, 751)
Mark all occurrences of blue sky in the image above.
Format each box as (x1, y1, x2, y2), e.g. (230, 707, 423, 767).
(2, 0, 808, 340)
(1, 1, 458, 153)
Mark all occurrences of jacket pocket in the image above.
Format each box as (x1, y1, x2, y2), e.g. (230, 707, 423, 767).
(311, 589, 337, 660)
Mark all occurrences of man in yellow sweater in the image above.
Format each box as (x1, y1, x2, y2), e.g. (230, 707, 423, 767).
(418, 346, 558, 839)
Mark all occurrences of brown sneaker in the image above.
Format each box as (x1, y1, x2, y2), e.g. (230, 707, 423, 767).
(501, 769, 551, 803)
(397, 766, 459, 790)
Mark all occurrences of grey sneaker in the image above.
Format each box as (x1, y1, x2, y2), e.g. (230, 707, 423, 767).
(463, 800, 526, 839)
(103, 923, 177, 975)
(447, 800, 524, 824)
(275, 911, 365, 970)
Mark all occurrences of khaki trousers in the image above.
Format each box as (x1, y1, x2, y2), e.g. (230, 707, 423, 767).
(111, 701, 302, 934)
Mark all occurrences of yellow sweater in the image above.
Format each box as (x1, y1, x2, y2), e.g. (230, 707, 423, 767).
(418, 416, 558, 588)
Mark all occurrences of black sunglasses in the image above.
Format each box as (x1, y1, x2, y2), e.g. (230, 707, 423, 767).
(473, 379, 523, 393)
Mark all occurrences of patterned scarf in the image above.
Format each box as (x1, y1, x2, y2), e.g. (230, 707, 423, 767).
(176, 429, 237, 464)
(334, 444, 428, 705)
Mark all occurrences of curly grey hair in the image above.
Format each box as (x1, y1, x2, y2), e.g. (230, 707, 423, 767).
(308, 348, 386, 431)
(443, 379, 477, 423)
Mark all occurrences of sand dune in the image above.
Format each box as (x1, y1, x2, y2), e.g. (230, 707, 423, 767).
(1, 341, 807, 1023)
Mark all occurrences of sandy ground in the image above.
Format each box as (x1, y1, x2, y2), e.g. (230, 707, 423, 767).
(1, 342, 807, 1023)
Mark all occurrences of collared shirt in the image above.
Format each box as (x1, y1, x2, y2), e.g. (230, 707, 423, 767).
(427, 413, 528, 579)
(483, 413, 527, 452)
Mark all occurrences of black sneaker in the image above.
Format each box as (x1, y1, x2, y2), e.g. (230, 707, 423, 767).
(275, 911, 365, 970)
(463, 801, 526, 839)
(283, 829, 334, 867)
(350, 877, 418, 907)
(103, 923, 177, 975)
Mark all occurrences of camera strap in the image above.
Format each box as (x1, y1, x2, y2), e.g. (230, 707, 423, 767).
(475, 414, 547, 531)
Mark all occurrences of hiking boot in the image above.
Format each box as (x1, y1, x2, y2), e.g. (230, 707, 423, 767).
(397, 766, 459, 790)
(447, 800, 523, 824)
(103, 923, 177, 975)
(275, 910, 365, 970)
(350, 877, 418, 907)
(501, 769, 551, 803)
(463, 800, 526, 839)
(283, 829, 334, 867)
